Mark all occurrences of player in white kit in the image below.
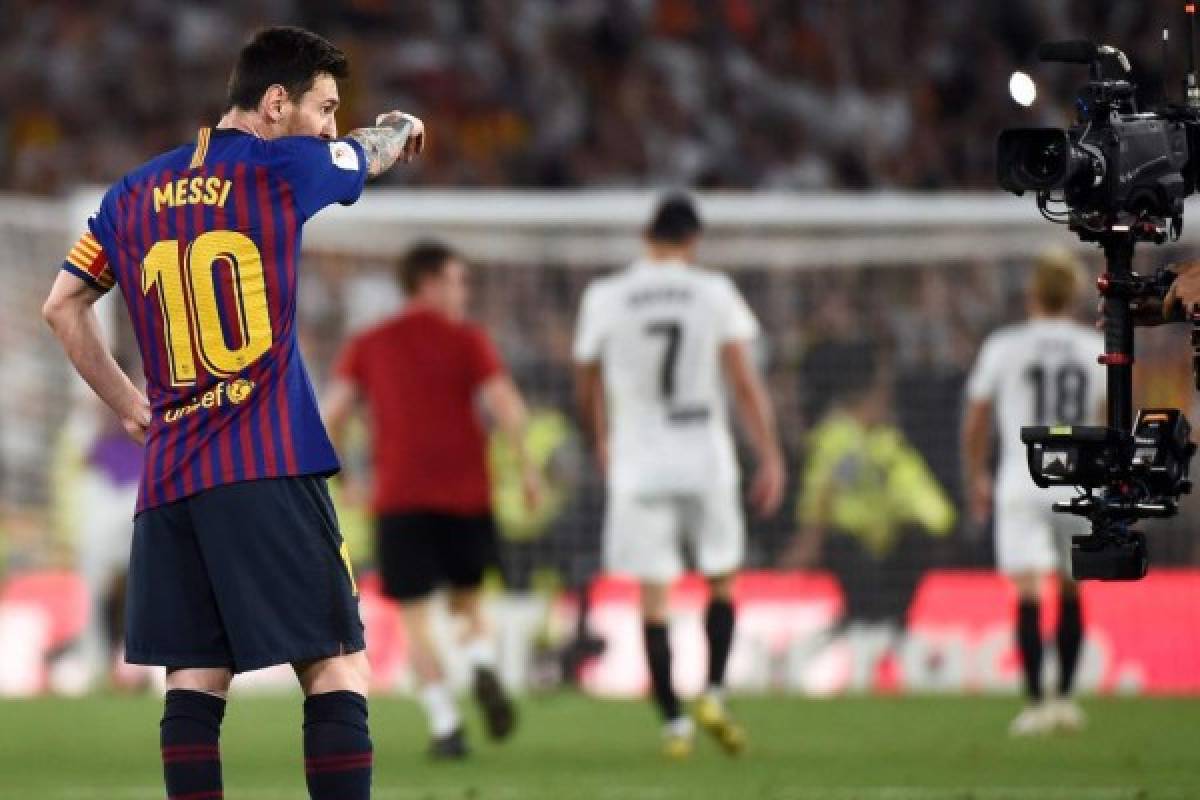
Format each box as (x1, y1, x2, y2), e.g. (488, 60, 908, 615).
(573, 195, 785, 758)
(962, 247, 1104, 736)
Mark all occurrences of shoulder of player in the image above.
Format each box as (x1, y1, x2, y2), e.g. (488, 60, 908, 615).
(1058, 320, 1104, 351)
(394, 309, 491, 343)
(346, 313, 407, 349)
(262, 135, 360, 167)
(1079, 322, 1104, 347)
(92, 143, 195, 222)
(968, 324, 1020, 367)
(579, 271, 626, 304)
(453, 318, 493, 342)
(260, 134, 325, 153)
(687, 264, 729, 281)
(1028, 318, 1102, 347)
(690, 266, 741, 296)
(980, 322, 1029, 350)
(107, 143, 193, 198)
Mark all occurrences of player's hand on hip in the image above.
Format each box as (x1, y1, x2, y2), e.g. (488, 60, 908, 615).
(375, 111, 425, 162)
(121, 394, 152, 444)
(749, 452, 785, 518)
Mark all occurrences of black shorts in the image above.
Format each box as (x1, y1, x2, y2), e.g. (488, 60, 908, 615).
(125, 476, 364, 673)
(376, 512, 499, 602)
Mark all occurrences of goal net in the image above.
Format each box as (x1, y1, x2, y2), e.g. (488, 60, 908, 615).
(2, 189, 1199, 695)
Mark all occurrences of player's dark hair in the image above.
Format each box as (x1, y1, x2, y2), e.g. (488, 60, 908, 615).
(226, 27, 349, 111)
(646, 193, 703, 244)
(398, 240, 458, 294)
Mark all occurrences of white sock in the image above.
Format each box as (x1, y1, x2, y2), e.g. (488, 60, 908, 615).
(462, 635, 497, 671)
(664, 716, 694, 738)
(419, 683, 460, 738)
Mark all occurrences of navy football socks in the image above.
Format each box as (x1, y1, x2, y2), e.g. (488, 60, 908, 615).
(1016, 599, 1044, 703)
(1057, 592, 1084, 696)
(643, 622, 682, 721)
(161, 689, 225, 800)
(704, 598, 736, 690)
(303, 691, 373, 800)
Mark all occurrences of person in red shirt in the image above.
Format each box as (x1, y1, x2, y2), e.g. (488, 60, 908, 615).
(324, 240, 539, 758)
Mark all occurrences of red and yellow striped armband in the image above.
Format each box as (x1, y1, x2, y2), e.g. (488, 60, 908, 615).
(62, 231, 114, 292)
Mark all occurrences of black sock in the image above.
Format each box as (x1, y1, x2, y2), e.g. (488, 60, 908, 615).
(303, 691, 373, 800)
(1016, 599, 1044, 703)
(643, 623, 681, 721)
(160, 689, 225, 800)
(704, 597, 735, 690)
(1057, 592, 1084, 696)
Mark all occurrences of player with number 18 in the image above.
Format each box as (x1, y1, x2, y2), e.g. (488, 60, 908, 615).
(962, 247, 1105, 737)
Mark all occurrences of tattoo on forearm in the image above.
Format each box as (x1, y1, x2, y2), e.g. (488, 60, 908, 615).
(346, 120, 414, 177)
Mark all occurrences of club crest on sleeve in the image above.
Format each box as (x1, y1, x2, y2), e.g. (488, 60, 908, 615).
(329, 141, 359, 171)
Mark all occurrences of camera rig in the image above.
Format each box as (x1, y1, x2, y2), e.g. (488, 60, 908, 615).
(997, 10, 1200, 580)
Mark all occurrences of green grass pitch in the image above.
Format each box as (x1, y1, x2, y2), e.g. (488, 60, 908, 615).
(1, 694, 1197, 799)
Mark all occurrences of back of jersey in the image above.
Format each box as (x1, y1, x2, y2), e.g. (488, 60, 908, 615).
(66, 127, 368, 511)
(966, 318, 1105, 493)
(573, 260, 759, 494)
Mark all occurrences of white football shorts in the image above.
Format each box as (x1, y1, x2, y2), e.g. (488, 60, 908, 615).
(993, 485, 1087, 575)
(603, 484, 745, 583)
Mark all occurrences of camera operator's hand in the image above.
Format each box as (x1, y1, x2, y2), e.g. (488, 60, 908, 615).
(1164, 262, 1200, 320)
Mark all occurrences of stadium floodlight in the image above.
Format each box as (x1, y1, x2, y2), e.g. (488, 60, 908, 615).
(1008, 71, 1037, 107)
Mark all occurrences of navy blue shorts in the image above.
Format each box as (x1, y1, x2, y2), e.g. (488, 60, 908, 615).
(125, 476, 364, 673)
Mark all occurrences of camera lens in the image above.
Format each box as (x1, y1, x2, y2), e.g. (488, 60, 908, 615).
(1024, 138, 1065, 183)
(997, 128, 1101, 194)
(1014, 130, 1070, 189)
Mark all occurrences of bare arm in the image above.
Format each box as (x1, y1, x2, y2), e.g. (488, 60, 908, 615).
(480, 375, 530, 457)
(721, 340, 785, 517)
(481, 374, 542, 510)
(783, 487, 833, 569)
(43, 271, 150, 442)
(322, 377, 359, 455)
(574, 362, 607, 471)
(961, 398, 994, 524)
(345, 112, 426, 178)
(321, 376, 370, 505)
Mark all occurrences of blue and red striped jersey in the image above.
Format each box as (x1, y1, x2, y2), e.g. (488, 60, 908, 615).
(62, 127, 368, 512)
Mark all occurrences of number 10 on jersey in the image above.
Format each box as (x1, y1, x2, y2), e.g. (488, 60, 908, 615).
(141, 231, 273, 386)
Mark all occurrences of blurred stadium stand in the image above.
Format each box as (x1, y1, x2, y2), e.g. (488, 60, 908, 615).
(0, 0, 1190, 194)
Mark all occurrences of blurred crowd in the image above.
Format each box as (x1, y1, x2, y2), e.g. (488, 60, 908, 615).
(0, 0, 1188, 193)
